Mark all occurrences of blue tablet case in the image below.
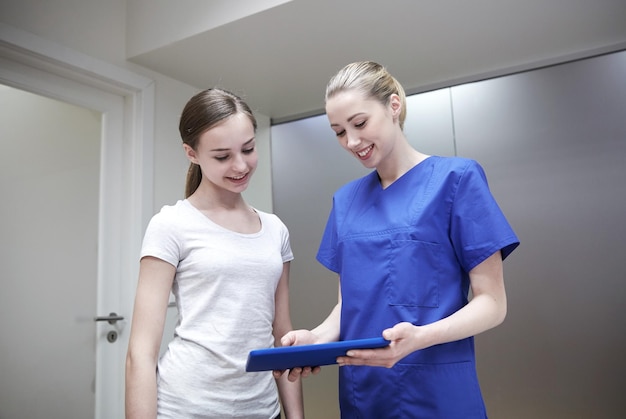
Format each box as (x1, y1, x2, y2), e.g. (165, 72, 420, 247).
(245, 337, 390, 372)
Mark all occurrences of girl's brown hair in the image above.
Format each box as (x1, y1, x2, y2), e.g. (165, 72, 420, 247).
(179, 88, 257, 197)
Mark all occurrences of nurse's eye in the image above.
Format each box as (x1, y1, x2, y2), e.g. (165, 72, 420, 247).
(355, 120, 366, 128)
(242, 146, 255, 154)
(335, 129, 346, 138)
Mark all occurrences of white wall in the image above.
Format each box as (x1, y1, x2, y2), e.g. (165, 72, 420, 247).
(0, 0, 274, 214)
(126, 0, 293, 57)
(0, 1, 274, 410)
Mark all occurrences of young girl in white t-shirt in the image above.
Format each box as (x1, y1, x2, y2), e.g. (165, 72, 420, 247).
(125, 88, 303, 419)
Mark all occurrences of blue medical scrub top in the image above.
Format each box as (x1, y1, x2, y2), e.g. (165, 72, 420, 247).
(317, 156, 519, 419)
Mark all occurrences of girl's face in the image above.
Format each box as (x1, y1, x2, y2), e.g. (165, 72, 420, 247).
(325, 90, 401, 169)
(184, 113, 257, 195)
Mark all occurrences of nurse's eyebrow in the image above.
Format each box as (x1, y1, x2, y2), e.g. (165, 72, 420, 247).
(330, 113, 366, 127)
(210, 137, 255, 152)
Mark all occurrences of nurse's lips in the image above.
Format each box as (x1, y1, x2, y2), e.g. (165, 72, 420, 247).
(356, 144, 374, 159)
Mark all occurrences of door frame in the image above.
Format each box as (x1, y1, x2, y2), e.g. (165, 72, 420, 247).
(0, 22, 154, 419)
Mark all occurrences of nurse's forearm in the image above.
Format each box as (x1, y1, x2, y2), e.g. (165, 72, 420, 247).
(420, 251, 507, 346)
(311, 301, 341, 343)
(310, 282, 342, 343)
(421, 292, 506, 348)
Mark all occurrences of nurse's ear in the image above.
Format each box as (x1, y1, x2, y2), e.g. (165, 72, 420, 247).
(389, 94, 402, 124)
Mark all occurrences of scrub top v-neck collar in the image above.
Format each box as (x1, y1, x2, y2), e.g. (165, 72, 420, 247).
(374, 155, 433, 191)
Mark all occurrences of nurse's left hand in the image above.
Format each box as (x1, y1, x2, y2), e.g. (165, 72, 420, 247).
(337, 322, 425, 368)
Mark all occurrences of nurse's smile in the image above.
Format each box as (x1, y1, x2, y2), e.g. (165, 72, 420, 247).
(356, 144, 374, 159)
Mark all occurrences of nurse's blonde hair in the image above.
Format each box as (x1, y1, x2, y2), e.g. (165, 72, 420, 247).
(325, 61, 407, 130)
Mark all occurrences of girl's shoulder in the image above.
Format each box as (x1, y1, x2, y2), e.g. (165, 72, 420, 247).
(253, 208, 289, 232)
(147, 199, 199, 231)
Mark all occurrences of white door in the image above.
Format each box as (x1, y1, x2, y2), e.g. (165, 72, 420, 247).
(0, 85, 104, 418)
(0, 24, 154, 419)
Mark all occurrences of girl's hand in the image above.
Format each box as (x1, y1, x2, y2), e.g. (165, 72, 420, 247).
(272, 329, 322, 382)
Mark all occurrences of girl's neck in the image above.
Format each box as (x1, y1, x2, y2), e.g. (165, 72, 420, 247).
(187, 182, 248, 212)
(187, 185, 260, 234)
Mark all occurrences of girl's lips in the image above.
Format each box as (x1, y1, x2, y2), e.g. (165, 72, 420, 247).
(228, 173, 249, 184)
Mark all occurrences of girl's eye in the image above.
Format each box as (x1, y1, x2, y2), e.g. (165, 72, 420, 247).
(214, 155, 229, 161)
(243, 147, 255, 154)
(355, 120, 366, 128)
(335, 130, 346, 137)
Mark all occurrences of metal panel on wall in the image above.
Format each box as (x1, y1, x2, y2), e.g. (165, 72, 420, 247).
(404, 87, 456, 157)
(451, 51, 626, 418)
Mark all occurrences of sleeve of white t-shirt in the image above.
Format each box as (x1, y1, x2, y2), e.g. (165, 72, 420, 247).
(140, 206, 181, 268)
(270, 213, 294, 263)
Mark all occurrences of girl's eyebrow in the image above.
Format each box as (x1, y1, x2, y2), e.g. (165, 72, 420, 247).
(210, 137, 255, 152)
(330, 113, 365, 127)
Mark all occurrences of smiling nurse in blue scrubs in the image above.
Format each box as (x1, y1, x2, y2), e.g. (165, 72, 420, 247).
(277, 61, 520, 418)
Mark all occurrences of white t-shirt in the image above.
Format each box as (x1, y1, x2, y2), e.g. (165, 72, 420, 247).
(141, 199, 293, 418)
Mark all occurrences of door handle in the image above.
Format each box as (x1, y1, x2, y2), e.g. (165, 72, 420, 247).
(94, 312, 124, 325)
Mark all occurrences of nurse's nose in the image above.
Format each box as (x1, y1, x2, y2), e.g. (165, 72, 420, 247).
(345, 132, 361, 150)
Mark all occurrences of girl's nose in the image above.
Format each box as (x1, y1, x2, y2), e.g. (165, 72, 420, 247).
(232, 153, 247, 171)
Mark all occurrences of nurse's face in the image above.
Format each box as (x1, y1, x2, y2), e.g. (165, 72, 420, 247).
(326, 90, 400, 169)
(184, 113, 258, 195)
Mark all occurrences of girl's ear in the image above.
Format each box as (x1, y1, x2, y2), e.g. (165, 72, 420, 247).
(183, 144, 199, 164)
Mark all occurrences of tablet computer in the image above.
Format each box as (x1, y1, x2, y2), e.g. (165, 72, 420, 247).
(245, 337, 390, 372)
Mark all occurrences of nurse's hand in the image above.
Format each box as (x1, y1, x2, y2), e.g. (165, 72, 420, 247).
(272, 329, 322, 382)
(337, 322, 425, 368)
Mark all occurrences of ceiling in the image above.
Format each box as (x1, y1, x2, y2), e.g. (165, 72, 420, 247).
(128, 0, 626, 123)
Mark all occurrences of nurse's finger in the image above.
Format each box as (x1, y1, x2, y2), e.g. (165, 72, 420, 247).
(337, 355, 378, 367)
(346, 347, 390, 360)
(338, 348, 395, 367)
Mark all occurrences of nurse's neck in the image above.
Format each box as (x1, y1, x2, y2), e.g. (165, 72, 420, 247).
(377, 145, 429, 189)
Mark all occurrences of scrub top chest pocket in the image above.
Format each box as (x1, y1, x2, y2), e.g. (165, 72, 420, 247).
(338, 234, 441, 309)
(387, 238, 441, 308)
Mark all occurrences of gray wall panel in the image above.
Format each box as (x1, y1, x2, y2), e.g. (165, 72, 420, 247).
(451, 51, 626, 418)
(404, 87, 456, 156)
